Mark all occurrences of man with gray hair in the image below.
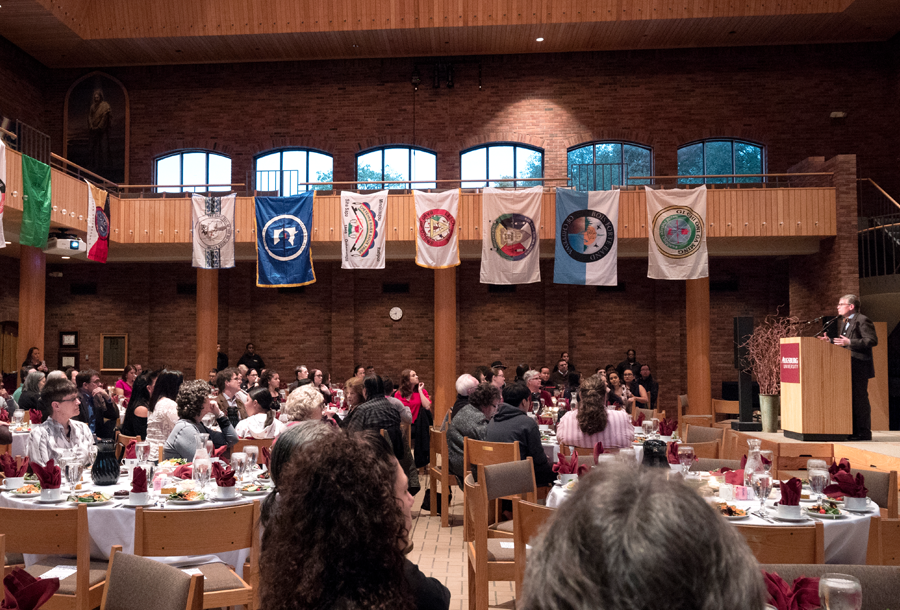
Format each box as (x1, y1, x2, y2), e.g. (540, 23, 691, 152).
(523, 370, 552, 411)
(521, 466, 766, 610)
(451, 373, 479, 419)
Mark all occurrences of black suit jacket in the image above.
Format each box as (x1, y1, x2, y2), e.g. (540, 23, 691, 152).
(840, 313, 878, 379)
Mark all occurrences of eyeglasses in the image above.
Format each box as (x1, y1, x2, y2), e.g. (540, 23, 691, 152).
(59, 396, 78, 404)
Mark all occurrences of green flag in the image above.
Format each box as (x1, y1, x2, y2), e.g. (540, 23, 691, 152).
(20, 155, 51, 248)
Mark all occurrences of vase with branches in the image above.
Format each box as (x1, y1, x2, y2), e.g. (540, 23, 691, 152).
(740, 309, 802, 396)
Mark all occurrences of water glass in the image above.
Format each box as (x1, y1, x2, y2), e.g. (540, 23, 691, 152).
(818, 573, 862, 610)
(135, 442, 150, 464)
(244, 445, 259, 469)
(65, 460, 84, 489)
(86, 445, 98, 470)
(618, 447, 637, 465)
(760, 450, 774, 472)
(807, 458, 828, 474)
(193, 458, 211, 491)
(651, 418, 660, 438)
(231, 452, 248, 481)
(677, 445, 695, 475)
(752, 472, 773, 517)
(12, 410, 23, 426)
(809, 468, 829, 503)
(641, 421, 653, 436)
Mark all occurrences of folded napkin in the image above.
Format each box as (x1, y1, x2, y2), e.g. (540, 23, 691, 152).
(211, 445, 228, 459)
(828, 457, 851, 478)
(593, 442, 605, 464)
(131, 466, 148, 493)
(763, 571, 820, 610)
(552, 452, 589, 476)
(0, 410, 9, 423)
(173, 464, 193, 479)
(724, 470, 745, 485)
(658, 418, 677, 436)
(824, 471, 868, 499)
(666, 442, 680, 464)
(714, 467, 733, 474)
(211, 461, 236, 487)
(761, 454, 772, 466)
(124, 440, 137, 460)
(262, 446, 271, 470)
(740, 455, 747, 469)
(1, 567, 60, 610)
(31, 460, 61, 490)
(28, 410, 42, 425)
(536, 415, 553, 426)
(634, 412, 645, 426)
(780, 477, 802, 505)
(0, 454, 29, 478)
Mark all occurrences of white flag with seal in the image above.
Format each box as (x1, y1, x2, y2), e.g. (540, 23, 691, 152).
(191, 193, 236, 269)
(341, 190, 388, 269)
(414, 190, 459, 269)
(0, 140, 6, 248)
(480, 186, 543, 284)
(646, 185, 708, 280)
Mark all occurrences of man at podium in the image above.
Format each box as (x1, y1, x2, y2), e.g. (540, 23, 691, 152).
(819, 294, 877, 441)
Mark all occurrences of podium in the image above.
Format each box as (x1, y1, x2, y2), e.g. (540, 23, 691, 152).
(780, 337, 852, 441)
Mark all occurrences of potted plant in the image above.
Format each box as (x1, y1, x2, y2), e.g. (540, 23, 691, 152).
(740, 309, 801, 433)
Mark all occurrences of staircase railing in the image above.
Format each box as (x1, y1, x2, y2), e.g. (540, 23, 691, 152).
(858, 178, 900, 278)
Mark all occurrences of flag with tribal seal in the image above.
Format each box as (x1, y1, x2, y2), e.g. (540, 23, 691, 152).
(414, 189, 459, 269)
(645, 185, 708, 280)
(255, 192, 316, 287)
(554, 188, 619, 285)
(192, 193, 235, 269)
(480, 186, 543, 284)
(341, 190, 388, 269)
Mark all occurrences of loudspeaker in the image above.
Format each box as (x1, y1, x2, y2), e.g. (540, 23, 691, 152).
(733, 317, 754, 370)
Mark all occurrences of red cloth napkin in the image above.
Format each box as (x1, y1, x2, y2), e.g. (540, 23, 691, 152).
(763, 571, 820, 610)
(593, 442, 605, 464)
(634, 412, 645, 426)
(724, 470, 745, 485)
(130, 466, 148, 493)
(211, 461, 236, 487)
(761, 454, 772, 466)
(173, 464, 193, 479)
(658, 419, 677, 436)
(211, 445, 227, 459)
(552, 452, 589, 476)
(1, 567, 60, 610)
(536, 416, 553, 426)
(828, 458, 851, 478)
(28, 410, 42, 425)
(0, 410, 9, 423)
(666, 442, 680, 464)
(0, 455, 28, 478)
(714, 467, 733, 474)
(262, 446, 271, 470)
(30, 460, 61, 490)
(780, 477, 802, 505)
(824, 471, 868, 499)
(740, 455, 747, 469)
(124, 440, 136, 460)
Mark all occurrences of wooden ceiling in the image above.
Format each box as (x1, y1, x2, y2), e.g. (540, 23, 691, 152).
(2, 0, 899, 68)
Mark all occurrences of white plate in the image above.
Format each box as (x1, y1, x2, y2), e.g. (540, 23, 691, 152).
(167, 498, 207, 505)
(68, 499, 113, 507)
(121, 500, 157, 508)
(723, 514, 750, 521)
(9, 491, 41, 497)
(210, 495, 243, 502)
(772, 515, 812, 523)
(33, 497, 67, 504)
(240, 488, 271, 496)
(806, 509, 847, 520)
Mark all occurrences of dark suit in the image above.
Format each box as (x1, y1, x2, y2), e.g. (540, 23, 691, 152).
(838, 313, 878, 439)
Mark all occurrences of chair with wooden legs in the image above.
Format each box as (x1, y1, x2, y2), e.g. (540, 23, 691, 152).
(100, 546, 204, 610)
(0, 503, 108, 610)
(481, 460, 537, 538)
(464, 473, 515, 610)
(867, 516, 900, 565)
(428, 426, 452, 527)
(512, 499, 556, 601)
(681, 440, 719, 459)
(229, 438, 275, 464)
(720, 428, 743, 462)
(632, 408, 666, 425)
(463, 438, 520, 541)
(711, 399, 739, 427)
(690, 458, 741, 472)
(684, 424, 724, 445)
(734, 521, 825, 564)
(134, 500, 260, 610)
(848, 468, 898, 519)
(114, 431, 141, 461)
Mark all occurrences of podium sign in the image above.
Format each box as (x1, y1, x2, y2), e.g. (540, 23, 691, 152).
(780, 342, 800, 384)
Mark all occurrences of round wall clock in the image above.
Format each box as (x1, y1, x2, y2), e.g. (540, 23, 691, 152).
(390, 307, 403, 321)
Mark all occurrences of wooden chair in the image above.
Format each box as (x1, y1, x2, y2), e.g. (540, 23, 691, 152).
(632, 408, 666, 425)
(401, 421, 412, 449)
(720, 428, 743, 462)
(734, 521, 825, 564)
(512, 499, 555, 601)
(464, 473, 515, 610)
(849, 468, 898, 519)
(463, 438, 520, 542)
(134, 500, 260, 610)
(761, 562, 900, 610)
(676, 394, 688, 416)
(100, 546, 204, 610)
(229, 438, 275, 464)
(678, 414, 713, 440)
(682, 440, 719, 459)
(481, 460, 537, 539)
(428, 426, 452, 527)
(684, 424, 724, 445)
(690, 457, 742, 472)
(114, 431, 141, 461)
(711, 399, 739, 425)
(560, 444, 619, 457)
(867, 517, 900, 565)
(0, 503, 108, 610)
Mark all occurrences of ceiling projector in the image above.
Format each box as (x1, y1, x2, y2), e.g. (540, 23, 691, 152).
(43, 233, 86, 256)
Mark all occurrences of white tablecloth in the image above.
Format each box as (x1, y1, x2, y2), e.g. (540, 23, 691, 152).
(546, 431, 672, 465)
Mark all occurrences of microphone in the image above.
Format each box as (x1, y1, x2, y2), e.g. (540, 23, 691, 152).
(803, 316, 825, 325)
(815, 316, 840, 338)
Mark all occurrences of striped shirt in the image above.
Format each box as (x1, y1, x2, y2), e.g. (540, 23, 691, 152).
(556, 408, 634, 449)
(26, 417, 94, 467)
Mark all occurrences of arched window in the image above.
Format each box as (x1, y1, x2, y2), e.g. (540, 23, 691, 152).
(356, 146, 436, 190)
(255, 149, 334, 196)
(567, 141, 652, 191)
(460, 143, 543, 188)
(155, 151, 232, 193)
(677, 139, 765, 184)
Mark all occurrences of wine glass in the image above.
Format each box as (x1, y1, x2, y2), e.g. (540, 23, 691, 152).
(193, 458, 211, 493)
(677, 445, 695, 476)
(244, 446, 259, 470)
(231, 452, 248, 481)
(752, 472, 773, 518)
(135, 442, 150, 464)
(818, 573, 862, 610)
(641, 421, 652, 436)
(651, 418, 660, 439)
(808, 468, 829, 504)
(760, 450, 774, 473)
(86, 444, 98, 470)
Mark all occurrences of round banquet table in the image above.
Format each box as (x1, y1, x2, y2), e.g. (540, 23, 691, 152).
(544, 429, 672, 465)
(545, 471, 877, 565)
(0, 474, 262, 570)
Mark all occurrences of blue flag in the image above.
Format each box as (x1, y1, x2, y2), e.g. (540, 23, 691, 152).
(255, 193, 316, 287)
(554, 189, 619, 286)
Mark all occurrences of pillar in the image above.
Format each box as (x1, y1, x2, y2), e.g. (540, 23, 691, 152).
(17, 246, 45, 382)
(434, 267, 457, 423)
(195, 268, 218, 380)
(686, 277, 712, 416)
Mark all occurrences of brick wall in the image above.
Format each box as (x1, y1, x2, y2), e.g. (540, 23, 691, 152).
(0, 36, 49, 135)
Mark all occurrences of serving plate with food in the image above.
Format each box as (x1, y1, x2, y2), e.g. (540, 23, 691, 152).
(10, 484, 42, 497)
(167, 490, 206, 505)
(807, 503, 846, 519)
(240, 483, 271, 496)
(67, 492, 112, 506)
(715, 502, 749, 520)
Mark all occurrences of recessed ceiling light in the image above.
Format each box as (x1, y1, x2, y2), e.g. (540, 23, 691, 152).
(61, 256, 71, 259)
(536, 37, 544, 42)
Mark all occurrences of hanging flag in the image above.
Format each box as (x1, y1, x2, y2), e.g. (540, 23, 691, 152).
(414, 190, 459, 269)
(480, 186, 543, 285)
(191, 193, 236, 269)
(0, 140, 6, 249)
(255, 192, 316, 287)
(554, 188, 619, 286)
(341, 190, 387, 269)
(646, 185, 708, 280)
(85, 181, 111, 263)
(19, 155, 51, 248)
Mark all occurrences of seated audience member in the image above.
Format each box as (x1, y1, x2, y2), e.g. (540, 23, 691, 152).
(491, 366, 506, 389)
(260, 369, 282, 403)
(638, 364, 659, 410)
(622, 369, 649, 409)
(121, 372, 153, 439)
(338, 376, 365, 427)
(237, 364, 249, 389)
(520, 466, 765, 610)
(0, 386, 17, 419)
(539, 366, 553, 390)
(260, 432, 450, 610)
(472, 365, 493, 385)
(27, 378, 93, 467)
(557, 375, 634, 449)
(163, 380, 238, 460)
(283, 384, 326, 424)
(309, 369, 333, 402)
(12, 366, 34, 402)
(246, 368, 260, 389)
(0, 418, 10, 445)
(207, 369, 217, 386)
(514, 363, 530, 383)
(450, 373, 479, 419)
(17, 370, 46, 417)
(236, 387, 287, 438)
(524, 369, 553, 410)
(616, 348, 642, 379)
(115, 365, 136, 404)
(74, 369, 118, 438)
(383, 376, 413, 424)
(548, 359, 570, 389)
(606, 370, 632, 414)
(287, 365, 310, 392)
(485, 383, 556, 487)
(354, 365, 366, 379)
(215, 367, 247, 427)
(146, 369, 183, 459)
(447, 382, 500, 482)
(346, 376, 401, 437)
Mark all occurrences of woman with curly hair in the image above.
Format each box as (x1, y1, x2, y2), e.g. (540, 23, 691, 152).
(394, 369, 431, 424)
(282, 384, 325, 425)
(259, 432, 450, 610)
(336, 376, 365, 428)
(162, 379, 239, 460)
(556, 375, 634, 449)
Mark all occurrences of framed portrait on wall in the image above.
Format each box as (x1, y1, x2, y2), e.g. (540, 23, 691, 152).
(100, 334, 128, 373)
(60, 331, 78, 349)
